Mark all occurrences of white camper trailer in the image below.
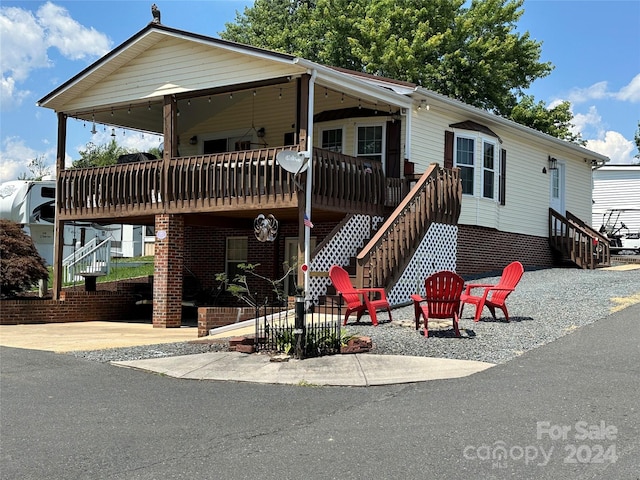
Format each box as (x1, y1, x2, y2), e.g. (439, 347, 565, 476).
(0, 179, 144, 265)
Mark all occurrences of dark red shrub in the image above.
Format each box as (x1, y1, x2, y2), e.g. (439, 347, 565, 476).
(0, 219, 49, 298)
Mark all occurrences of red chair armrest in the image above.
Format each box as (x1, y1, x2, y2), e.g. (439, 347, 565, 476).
(410, 294, 424, 303)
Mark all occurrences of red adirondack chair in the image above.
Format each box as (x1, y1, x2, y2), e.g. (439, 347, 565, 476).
(410, 271, 465, 338)
(459, 261, 524, 322)
(328, 265, 392, 326)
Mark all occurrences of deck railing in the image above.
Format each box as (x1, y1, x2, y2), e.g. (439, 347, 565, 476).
(356, 164, 461, 288)
(549, 208, 610, 269)
(57, 147, 395, 218)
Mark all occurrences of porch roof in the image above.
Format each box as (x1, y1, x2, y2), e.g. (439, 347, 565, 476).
(36, 23, 412, 128)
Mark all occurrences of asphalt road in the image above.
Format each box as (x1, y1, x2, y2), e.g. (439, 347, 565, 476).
(2, 303, 639, 480)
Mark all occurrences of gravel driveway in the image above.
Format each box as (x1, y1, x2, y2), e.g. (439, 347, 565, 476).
(69, 266, 640, 365)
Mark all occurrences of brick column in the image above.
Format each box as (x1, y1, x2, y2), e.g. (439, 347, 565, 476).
(153, 214, 184, 328)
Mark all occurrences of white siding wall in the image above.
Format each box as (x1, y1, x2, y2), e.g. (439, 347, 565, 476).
(409, 107, 594, 237)
(592, 166, 640, 232)
(62, 37, 303, 112)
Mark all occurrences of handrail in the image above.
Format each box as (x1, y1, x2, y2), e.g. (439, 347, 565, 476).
(565, 211, 610, 245)
(62, 237, 100, 265)
(62, 237, 112, 283)
(549, 208, 610, 269)
(355, 164, 461, 288)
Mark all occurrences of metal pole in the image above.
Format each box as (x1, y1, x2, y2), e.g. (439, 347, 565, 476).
(294, 287, 306, 359)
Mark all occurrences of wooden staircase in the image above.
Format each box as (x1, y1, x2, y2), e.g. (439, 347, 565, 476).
(354, 163, 462, 289)
(549, 208, 610, 269)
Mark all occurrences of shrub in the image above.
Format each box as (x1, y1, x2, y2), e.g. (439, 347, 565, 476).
(0, 219, 49, 298)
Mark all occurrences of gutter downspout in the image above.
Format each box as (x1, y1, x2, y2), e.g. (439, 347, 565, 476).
(404, 102, 412, 161)
(304, 69, 317, 299)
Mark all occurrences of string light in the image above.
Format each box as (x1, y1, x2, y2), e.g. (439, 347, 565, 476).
(229, 93, 233, 99)
(325, 87, 328, 98)
(187, 99, 191, 106)
(278, 88, 282, 100)
(208, 96, 211, 103)
(127, 105, 131, 114)
(148, 101, 151, 111)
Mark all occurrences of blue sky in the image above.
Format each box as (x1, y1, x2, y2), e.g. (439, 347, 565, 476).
(1, 0, 639, 182)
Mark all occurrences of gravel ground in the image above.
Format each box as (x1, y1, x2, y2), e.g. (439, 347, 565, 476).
(69, 266, 640, 365)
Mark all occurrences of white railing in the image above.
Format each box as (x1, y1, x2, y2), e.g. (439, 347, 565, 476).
(62, 237, 112, 283)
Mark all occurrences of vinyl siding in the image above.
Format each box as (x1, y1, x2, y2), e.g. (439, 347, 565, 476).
(60, 37, 303, 112)
(409, 107, 594, 237)
(592, 166, 640, 232)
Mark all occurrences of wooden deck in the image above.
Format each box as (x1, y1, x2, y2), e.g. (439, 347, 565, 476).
(57, 147, 400, 222)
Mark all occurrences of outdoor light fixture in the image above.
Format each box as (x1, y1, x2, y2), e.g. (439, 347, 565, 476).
(548, 156, 558, 170)
(257, 127, 266, 138)
(110, 128, 116, 137)
(189, 135, 198, 145)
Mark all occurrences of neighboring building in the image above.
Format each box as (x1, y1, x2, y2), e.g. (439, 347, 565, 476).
(592, 164, 640, 233)
(37, 23, 609, 327)
(0, 179, 145, 264)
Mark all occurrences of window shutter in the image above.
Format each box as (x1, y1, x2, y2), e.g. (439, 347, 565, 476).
(499, 148, 507, 205)
(444, 130, 454, 169)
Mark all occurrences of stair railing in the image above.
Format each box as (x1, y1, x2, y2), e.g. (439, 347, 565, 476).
(355, 164, 461, 288)
(62, 237, 112, 283)
(549, 208, 610, 269)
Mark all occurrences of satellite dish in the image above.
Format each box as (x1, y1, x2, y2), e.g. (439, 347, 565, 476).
(276, 150, 308, 174)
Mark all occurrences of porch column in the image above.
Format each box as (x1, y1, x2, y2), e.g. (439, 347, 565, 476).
(52, 112, 67, 300)
(153, 213, 184, 328)
(163, 95, 178, 206)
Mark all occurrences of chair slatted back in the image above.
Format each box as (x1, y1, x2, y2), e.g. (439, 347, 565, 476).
(490, 261, 524, 304)
(424, 271, 465, 318)
(329, 265, 363, 309)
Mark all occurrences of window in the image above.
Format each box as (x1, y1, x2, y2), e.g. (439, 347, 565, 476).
(482, 140, 496, 199)
(455, 136, 475, 195)
(226, 237, 247, 282)
(321, 128, 343, 152)
(357, 125, 383, 162)
(551, 168, 560, 200)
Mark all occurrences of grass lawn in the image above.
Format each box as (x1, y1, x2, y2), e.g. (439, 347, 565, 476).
(45, 256, 155, 287)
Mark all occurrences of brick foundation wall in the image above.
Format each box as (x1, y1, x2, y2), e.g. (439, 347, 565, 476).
(457, 224, 554, 275)
(0, 290, 137, 325)
(184, 221, 335, 304)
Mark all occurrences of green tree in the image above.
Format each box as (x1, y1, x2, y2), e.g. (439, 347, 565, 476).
(222, 0, 553, 117)
(634, 121, 640, 160)
(71, 139, 129, 168)
(17, 155, 52, 180)
(0, 219, 49, 298)
(509, 95, 584, 144)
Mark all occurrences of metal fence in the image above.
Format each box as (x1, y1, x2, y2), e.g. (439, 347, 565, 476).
(254, 297, 343, 358)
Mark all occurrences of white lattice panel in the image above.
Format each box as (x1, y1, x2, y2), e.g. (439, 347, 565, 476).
(308, 214, 381, 302)
(387, 223, 458, 306)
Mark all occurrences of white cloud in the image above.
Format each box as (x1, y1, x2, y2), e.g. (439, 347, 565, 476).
(37, 2, 111, 60)
(572, 105, 603, 138)
(586, 131, 636, 165)
(616, 73, 640, 102)
(566, 74, 640, 105)
(0, 2, 111, 110)
(567, 81, 609, 105)
(0, 136, 55, 183)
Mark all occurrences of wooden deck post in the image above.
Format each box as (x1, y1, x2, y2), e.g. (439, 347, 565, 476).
(163, 95, 178, 208)
(52, 112, 67, 300)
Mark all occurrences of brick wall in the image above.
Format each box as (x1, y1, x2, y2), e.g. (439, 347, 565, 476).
(153, 214, 184, 327)
(0, 290, 138, 325)
(457, 224, 554, 275)
(184, 221, 334, 304)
